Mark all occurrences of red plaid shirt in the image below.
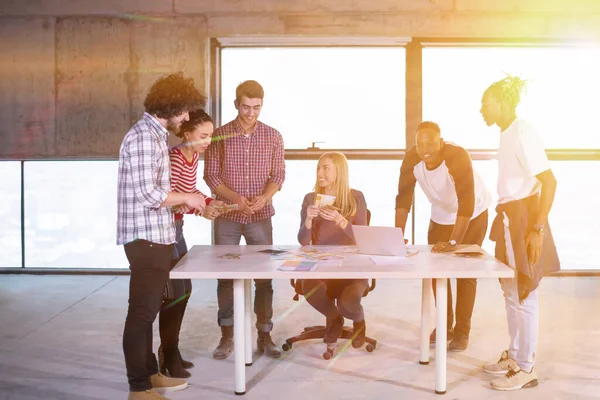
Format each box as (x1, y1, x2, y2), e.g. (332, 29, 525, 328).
(204, 118, 286, 224)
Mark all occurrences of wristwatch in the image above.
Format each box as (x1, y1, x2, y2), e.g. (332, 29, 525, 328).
(532, 224, 545, 235)
(448, 239, 458, 247)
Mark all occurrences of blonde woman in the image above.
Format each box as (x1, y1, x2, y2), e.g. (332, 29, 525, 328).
(297, 152, 368, 348)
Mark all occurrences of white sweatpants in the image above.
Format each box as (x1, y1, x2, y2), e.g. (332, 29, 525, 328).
(501, 213, 538, 373)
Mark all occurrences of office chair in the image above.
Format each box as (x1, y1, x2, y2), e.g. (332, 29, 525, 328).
(282, 209, 377, 359)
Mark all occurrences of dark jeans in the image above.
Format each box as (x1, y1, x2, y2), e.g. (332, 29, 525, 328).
(159, 220, 192, 357)
(428, 210, 488, 339)
(123, 239, 173, 392)
(214, 217, 274, 332)
(301, 279, 368, 322)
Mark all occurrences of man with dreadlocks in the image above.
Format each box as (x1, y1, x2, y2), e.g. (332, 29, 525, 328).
(479, 75, 560, 391)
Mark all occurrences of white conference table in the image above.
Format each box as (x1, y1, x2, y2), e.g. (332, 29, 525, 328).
(170, 244, 514, 395)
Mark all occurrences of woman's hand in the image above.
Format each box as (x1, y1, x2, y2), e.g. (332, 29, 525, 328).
(319, 207, 347, 229)
(304, 204, 320, 229)
(306, 205, 320, 221)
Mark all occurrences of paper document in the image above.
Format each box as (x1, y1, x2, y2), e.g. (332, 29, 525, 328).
(453, 245, 485, 256)
(277, 260, 319, 272)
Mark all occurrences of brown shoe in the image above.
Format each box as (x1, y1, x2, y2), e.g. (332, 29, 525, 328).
(213, 326, 234, 360)
(429, 328, 454, 344)
(128, 389, 170, 400)
(257, 331, 281, 358)
(448, 335, 469, 352)
(150, 372, 188, 394)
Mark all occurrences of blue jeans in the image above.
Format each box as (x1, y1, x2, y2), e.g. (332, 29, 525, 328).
(214, 217, 274, 332)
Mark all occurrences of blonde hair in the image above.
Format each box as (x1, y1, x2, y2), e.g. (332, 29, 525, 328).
(313, 152, 357, 218)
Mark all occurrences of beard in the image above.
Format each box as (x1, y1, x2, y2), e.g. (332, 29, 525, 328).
(166, 119, 181, 135)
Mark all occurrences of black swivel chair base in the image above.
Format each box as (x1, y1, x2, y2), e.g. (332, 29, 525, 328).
(282, 324, 377, 359)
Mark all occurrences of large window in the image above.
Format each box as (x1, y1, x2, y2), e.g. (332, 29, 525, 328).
(221, 46, 407, 247)
(221, 47, 406, 149)
(423, 46, 600, 149)
(422, 45, 600, 270)
(4, 42, 598, 273)
(23, 161, 212, 268)
(0, 161, 21, 267)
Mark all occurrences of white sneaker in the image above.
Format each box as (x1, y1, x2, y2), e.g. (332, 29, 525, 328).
(490, 360, 539, 391)
(483, 350, 513, 375)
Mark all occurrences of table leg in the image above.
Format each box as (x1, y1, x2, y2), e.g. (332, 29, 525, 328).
(244, 279, 252, 366)
(435, 278, 448, 395)
(233, 279, 246, 395)
(420, 278, 432, 365)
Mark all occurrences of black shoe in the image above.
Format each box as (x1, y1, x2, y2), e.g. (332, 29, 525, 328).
(324, 315, 344, 344)
(159, 346, 191, 378)
(351, 320, 366, 348)
(176, 348, 194, 369)
(430, 328, 454, 344)
(448, 335, 469, 352)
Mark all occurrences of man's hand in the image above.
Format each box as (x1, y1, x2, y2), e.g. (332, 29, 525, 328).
(249, 194, 270, 213)
(184, 194, 206, 215)
(431, 241, 457, 253)
(235, 195, 254, 216)
(202, 200, 224, 221)
(526, 231, 543, 266)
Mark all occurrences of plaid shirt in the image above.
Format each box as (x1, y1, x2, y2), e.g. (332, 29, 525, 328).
(204, 118, 285, 224)
(116, 112, 175, 245)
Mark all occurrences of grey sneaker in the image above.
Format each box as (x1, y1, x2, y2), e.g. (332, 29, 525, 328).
(483, 350, 513, 375)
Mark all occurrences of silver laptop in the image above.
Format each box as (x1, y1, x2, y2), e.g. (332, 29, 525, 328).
(352, 225, 417, 257)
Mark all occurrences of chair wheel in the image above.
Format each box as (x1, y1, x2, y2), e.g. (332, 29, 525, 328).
(366, 343, 374, 352)
(282, 342, 291, 351)
(323, 344, 335, 360)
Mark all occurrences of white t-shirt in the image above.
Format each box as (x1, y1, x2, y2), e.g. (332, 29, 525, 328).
(397, 143, 492, 225)
(497, 119, 551, 204)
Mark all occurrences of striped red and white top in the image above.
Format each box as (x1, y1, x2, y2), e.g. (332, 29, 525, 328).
(169, 146, 211, 221)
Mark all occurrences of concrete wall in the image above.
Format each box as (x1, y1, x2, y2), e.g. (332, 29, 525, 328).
(1, 0, 599, 158)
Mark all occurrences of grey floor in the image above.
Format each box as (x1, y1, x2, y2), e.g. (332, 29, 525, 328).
(0, 275, 599, 400)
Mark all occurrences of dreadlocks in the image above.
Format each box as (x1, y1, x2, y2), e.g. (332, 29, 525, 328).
(484, 74, 528, 110)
